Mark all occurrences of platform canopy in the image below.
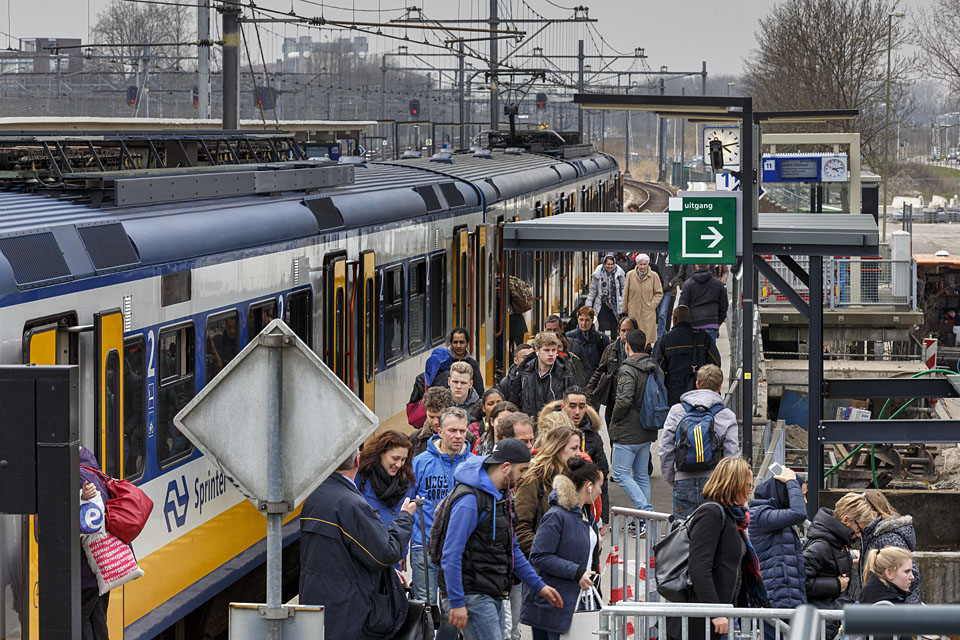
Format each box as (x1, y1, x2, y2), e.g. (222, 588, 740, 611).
(502, 212, 880, 256)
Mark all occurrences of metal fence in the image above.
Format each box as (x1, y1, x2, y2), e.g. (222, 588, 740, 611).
(726, 268, 762, 419)
(609, 507, 672, 609)
(757, 255, 916, 309)
(829, 258, 916, 309)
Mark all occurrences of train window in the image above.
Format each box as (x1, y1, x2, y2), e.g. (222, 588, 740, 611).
(535, 201, 542, 218)
(286, 289, 312, 347)
(365, 276, 375, 381)
(409, 258, 427, 354)
(247, 300, 278, 341)
(123, 337, 145, 481)
(96, 349, 121, 479)
(478, 242, 486, 327)
(383, 265, 404, 364)
(157, 324, 196, 467)
(429, 253, 446, 345)
(161, 270, 191, 307)
(205, 311, 239, 384)
(458, 250, 468, 328)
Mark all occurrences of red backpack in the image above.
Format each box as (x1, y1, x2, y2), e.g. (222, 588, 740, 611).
(81, 467, 154, 544)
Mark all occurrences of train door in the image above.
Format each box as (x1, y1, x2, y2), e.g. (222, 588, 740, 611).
(323, 252, 348, 384)
(473, 226, 489, 386)
(358, 250, 376, 412)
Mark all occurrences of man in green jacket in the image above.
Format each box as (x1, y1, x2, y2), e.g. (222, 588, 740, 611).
(609, 329, 662, 535)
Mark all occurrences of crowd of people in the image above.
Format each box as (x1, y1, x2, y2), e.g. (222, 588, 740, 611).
(294, 255, 923, 640)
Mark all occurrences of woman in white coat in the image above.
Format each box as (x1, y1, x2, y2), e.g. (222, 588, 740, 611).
(584, 255, 625, 339)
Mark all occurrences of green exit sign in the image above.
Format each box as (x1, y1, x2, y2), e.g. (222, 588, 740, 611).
(668, 194, 738, 265)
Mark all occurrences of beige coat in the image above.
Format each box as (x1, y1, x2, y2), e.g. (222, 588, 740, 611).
(622, 267, 663, 345)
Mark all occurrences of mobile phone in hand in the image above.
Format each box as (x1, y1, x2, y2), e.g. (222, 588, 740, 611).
(768, 461, 784, 477)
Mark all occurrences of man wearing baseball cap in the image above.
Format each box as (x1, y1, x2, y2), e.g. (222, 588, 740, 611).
(438, 439, 563, 638)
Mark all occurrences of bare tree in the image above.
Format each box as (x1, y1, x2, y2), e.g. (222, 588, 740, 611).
(916, 0, 960, 99)
(742, 0, 913, 169)
(91, 0, 195, 78)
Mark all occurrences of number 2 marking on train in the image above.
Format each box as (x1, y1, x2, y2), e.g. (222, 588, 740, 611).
(147, 329, 156, 378)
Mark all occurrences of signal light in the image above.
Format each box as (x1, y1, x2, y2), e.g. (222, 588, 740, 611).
(126, 85, 137, 107)
(409, 99, 420, 117)
(536, 92, 547, 110)
(192, 85, 199, 108)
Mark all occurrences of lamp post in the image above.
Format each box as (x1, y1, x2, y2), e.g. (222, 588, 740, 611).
(726, 82, 735, 96)
(883, 11, 905, 241)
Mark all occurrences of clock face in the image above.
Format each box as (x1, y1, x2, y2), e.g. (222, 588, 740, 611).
(822, 157, 847, 181)
(703, 126, 740, 168)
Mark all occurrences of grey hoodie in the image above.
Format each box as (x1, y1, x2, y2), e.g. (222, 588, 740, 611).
(657, 388, 740, 485)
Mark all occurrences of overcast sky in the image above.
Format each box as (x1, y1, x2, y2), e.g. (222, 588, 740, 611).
(3, 0, 933, 77)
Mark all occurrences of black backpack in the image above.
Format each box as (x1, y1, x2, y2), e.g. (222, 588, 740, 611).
(427, 483, 490, 564)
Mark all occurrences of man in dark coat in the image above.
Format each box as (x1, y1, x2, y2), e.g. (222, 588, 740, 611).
(653, 305, 722, 406)
(565, 306, 610, 384)
(450, 327, 485, 396)
(496, 343, 533, 396)
(507, 331, 577, 417)
(300, 448, 416, 639)
(587, 316, 637, 424)
(560, 387, 610, 525)
(678, 265, 729, 341)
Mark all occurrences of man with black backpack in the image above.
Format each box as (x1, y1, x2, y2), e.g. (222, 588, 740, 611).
(433, 439, 563, 637)
(653, 305, 722, 406)
(657, 364, 740, 519)
(609, 329, 669, 536)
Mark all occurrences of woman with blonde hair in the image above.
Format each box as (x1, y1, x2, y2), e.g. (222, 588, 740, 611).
(536, 404, 574, 442)
(513, 425, 582, 555)
(803, 492, 875, 637)
(666, 457, 767, 640)
(861, 546, 914, 604)
(860, 489, 921, 602)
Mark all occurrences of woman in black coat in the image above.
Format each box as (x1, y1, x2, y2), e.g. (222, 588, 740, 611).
(667, 457, 767, 640)
(521, 457, 603, 640)
(802, 493, 875, 638)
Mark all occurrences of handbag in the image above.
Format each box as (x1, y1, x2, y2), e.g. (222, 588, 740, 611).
(590, 370, 614, 407)
(653, 502, 723, 602)
(390, 598, 434, 640)
(81, 466, 154, 544)
(559, 586, 603, 639)
(406, 383, 429, 428)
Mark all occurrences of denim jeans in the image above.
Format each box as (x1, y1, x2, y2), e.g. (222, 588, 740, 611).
(501, 582, 522, 639)
(672, 477, 708, 520)
(657, 290, 674, 339)
(610, 443, 653, 512)
(442, 593, 505, 640)
(695, 327, 719, 341)
(410, 549, 440, 604)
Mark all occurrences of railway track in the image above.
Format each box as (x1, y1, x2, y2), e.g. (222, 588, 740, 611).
(623, 179, 674, 212)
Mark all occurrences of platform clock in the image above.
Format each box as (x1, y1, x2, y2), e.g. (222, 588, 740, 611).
(821, 156, 848, 181)
(702, 126, 740, 168)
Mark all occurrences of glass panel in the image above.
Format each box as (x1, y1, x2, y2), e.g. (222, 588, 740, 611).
(383, 266, 403, 364)
(286, 290, 312, 347)
(161, 270, 191, 307)
(123, 338, 145, 480)
(335, 288, 345, 377)
(158, 325, 196, 467)
(103, 350, 120, 478)
(430, 254, 446, 345)
(205, 311, 239, 383)
(365, 278, 375, 381)
(409, 259, 426, 353)
(247, 301, 278, 342)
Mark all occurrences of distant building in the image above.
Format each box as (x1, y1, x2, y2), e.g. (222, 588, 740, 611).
(0, 38, 84, 74)
(277, 35, 368, 73)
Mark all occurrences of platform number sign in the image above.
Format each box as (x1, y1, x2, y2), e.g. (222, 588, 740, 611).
(668, 194, 738, 265)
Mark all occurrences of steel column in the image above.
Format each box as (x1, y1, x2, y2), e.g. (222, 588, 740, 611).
(740, 101, 755, 463)
(755, 256, 810, 319)
(807, 255, 824, 520)
(819, 419, 960, 444)
(222, 3, 240, 129)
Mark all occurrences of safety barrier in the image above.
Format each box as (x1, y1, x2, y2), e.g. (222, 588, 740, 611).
(608, 507, 672, 608)
(597, 601, 842, 640)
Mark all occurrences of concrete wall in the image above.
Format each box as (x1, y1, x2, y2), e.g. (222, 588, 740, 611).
(915, 552, 960, 604)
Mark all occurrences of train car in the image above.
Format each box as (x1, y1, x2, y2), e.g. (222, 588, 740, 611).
(0, 130, 618, 638)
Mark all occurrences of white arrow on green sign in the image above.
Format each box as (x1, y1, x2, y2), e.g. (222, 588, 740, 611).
(668, 194, 738, 265)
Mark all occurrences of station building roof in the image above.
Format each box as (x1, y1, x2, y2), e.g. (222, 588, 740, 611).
(502, 212, 880, 256)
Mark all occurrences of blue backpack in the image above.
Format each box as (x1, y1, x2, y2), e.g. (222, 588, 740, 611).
(674, 402, 724, 471)
(637, 369, 670, 430)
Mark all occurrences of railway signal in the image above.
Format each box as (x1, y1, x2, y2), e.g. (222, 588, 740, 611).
(192, 85, 199, 109)
(409, 99, 420, 117)
(126, 86, 137, 108)
(536, 92, 547, 110)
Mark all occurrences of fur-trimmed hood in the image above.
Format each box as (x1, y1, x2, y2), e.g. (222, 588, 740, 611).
(870, 514, 912, 537)
(548, 473, 579, 511)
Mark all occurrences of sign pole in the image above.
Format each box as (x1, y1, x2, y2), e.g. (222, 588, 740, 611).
(262, 328, 289, 637)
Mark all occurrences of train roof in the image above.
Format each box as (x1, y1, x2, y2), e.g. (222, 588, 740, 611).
(0, 145, 615, 298)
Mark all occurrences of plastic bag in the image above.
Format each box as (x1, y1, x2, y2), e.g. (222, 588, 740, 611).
(80, 491, 144, 595)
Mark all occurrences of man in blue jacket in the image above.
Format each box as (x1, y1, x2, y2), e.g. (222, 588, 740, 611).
(299, 448, 416, 639)
(411, 406, 474, 604)
(439, 439, 563, 638)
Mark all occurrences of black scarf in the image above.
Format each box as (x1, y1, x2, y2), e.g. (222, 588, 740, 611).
(364, 462, 409, 508)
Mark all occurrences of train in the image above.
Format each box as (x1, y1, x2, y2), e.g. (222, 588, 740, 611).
(0, 128, 620, 638)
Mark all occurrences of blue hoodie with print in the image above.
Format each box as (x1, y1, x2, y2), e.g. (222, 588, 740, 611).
(411, 434, 473, 549)
(440, 455, 546, 609)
